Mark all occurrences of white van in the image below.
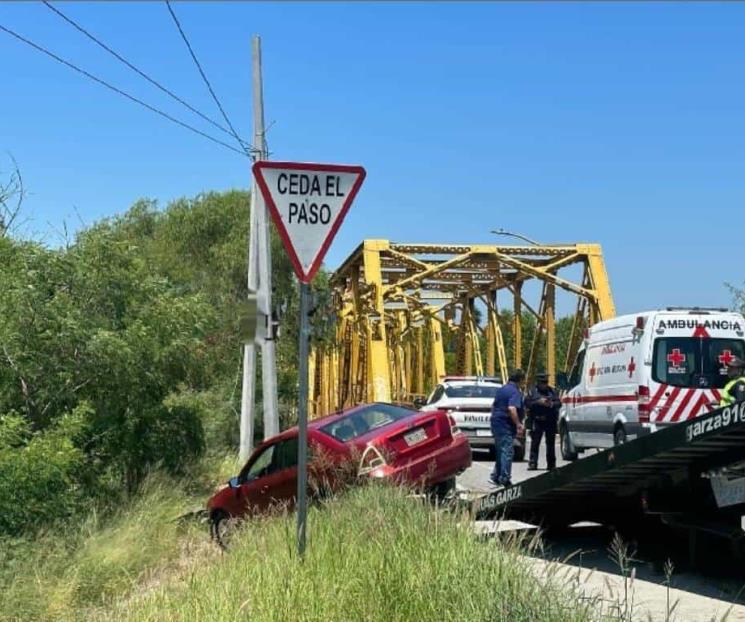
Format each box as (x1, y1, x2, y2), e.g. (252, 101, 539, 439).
(559, 308, 745, 460)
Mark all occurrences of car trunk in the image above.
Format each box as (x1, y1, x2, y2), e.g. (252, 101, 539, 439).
(443, 398, 493, 428)
(353, 410, 454, 466)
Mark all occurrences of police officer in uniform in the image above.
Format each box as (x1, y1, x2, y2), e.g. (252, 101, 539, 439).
(525, 372, 562, 471)
(719, 356, 745, 406)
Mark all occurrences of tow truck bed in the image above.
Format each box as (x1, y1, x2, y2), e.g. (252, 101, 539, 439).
(473, 402, 745, 531)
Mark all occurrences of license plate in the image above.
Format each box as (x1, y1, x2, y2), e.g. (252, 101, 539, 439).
(404, 427, 427, 446)
(476, 429, 492, 437)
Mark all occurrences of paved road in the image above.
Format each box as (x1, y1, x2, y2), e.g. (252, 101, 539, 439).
(458, 440, 745, 617)
(457, 439, 569, 493)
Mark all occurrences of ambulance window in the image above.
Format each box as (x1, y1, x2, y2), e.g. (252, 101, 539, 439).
(703, 340, 745, 379)
(653, 338, 696, 387)
(653, 338, 745, 388)
(568, 349, 585, 389)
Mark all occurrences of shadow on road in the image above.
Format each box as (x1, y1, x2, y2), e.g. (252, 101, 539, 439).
(523, 523, 745, 604)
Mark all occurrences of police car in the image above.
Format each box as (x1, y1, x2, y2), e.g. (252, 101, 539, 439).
(417, 376, 525, 461)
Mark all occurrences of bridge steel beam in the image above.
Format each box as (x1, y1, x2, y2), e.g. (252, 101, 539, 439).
(311, 239, 615, 417)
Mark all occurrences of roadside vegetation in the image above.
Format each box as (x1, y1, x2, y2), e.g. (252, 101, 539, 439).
(107, 485, 599, 622)
(0, 472, 212, 622)
(0, 185, 581, 544)
(2, 483, 601, 622)
(3, 178, 744, 621)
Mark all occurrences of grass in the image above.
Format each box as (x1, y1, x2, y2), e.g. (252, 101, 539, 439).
(102, 484, 598, 622)
(0, 453, 238, 622)
(5, 458, 700, 622)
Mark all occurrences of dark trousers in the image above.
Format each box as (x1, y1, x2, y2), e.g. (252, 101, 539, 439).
(529, 418, 556, 468)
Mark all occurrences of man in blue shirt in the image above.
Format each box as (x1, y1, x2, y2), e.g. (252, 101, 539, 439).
(490, 369, 526, 487)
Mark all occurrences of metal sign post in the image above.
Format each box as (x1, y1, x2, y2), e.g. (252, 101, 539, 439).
(252, 161, 365, 556)
(296, 280, 311, 555)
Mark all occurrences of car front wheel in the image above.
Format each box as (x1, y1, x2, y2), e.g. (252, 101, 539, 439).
(209, 510, 234, 550)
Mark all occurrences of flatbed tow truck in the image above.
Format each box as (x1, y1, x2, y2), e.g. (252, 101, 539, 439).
(472, 401, 745, 564)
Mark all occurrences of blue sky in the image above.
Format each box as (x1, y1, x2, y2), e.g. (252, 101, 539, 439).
(1, 2, 744, 315)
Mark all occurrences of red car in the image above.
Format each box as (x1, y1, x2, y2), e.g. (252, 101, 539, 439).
(207, 402, 471, 544)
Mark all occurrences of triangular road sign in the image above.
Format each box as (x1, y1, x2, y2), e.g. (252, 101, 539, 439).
(252, 161, 366, 283)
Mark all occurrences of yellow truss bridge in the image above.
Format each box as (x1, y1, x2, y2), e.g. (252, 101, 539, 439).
(309, 239, 615, 418)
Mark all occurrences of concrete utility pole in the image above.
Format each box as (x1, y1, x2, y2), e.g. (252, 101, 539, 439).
(240, 35, 279, 463)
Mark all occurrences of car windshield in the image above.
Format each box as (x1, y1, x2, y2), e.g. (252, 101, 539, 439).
(444, 385, 499, 399)
(652, 337, 745, 389)
(320, 403, 413, 442)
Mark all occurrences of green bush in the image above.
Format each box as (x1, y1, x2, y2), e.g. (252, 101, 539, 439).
(0, 407, 89, 535)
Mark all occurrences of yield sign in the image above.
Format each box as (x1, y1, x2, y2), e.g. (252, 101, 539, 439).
(252, 161, 366, 283)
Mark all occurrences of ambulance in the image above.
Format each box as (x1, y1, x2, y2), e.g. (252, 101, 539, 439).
(559, 307, 745, 460)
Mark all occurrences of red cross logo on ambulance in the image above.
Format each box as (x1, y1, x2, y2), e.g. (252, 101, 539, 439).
(718, 349, 735, 374)
(589, 362, 597, 383)
(667, 348, 687, 374)
(627, 357, 636, 378)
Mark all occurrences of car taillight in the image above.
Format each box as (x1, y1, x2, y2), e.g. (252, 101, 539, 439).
(447, 414, 462, 436)
(638, 385, 651, 423)
(358, 444, 388, 476)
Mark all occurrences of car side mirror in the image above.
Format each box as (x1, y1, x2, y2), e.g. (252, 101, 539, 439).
(228, 476, 240, 489)
(556, 372, 569, 391)
(413, 396, 426, 409)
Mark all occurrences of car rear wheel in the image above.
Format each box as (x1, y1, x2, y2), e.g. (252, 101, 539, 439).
(209, 510, 234, 550)
(429, 477, 456, 503)
(560, 423, 578, 461)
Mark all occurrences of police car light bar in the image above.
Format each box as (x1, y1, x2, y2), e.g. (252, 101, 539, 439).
(441, 375, 501, 383)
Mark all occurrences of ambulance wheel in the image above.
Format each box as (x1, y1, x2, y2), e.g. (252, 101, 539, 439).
(560, 423, 578, 461)
(613, 425, 627, 446)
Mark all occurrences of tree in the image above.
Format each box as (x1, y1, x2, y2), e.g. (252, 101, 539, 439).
(0, 155, 25, 237)
(0, 187, 330, 534)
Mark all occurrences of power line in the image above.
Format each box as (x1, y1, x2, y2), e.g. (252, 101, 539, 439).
(42, 0, 255, 153)
(0, 22, 250, 158)
(164, 0, 251, 156)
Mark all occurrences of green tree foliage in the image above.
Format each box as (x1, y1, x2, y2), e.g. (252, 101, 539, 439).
(0, 189, 307, 535)
(442, 309, 582, 376)
(0, 406, 88, 535)
(728, 283, 745, 317)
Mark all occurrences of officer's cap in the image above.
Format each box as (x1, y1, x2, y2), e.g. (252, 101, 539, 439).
(536, 372, 549, 382)
(727, 356, 745, 369)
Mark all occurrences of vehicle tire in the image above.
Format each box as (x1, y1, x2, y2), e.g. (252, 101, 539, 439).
(560, 423, 578, 461)
(209, 510, 234, 550)
(431, 477, 456, 503)
(613, 425, 627, 446)
(513, 443, 525, 463)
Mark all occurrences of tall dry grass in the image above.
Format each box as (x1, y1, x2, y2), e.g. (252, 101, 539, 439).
(105, 483, 597, 622)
